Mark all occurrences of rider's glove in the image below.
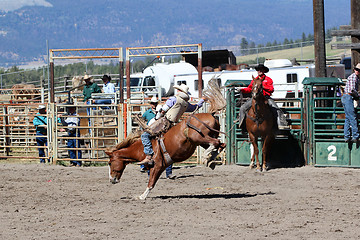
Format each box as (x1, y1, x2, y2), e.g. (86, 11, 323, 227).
(155, 110, 163, 120)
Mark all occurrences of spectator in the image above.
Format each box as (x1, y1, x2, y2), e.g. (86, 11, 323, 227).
(33, 105, 61, 163)
(83, 74, 101, 115)
(61, 102, 82, 167)
(94, 74, 116, 109)
(341, 63, 360, 143)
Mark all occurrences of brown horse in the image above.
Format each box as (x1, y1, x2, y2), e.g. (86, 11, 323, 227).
(105, 113, 226, 200)
(246, 76, 275, 171)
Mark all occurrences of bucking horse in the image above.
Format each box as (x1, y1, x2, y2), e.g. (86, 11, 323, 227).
(106, 78, 226, 200)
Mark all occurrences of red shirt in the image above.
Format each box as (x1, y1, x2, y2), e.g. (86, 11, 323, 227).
(240, 75, 274, 96)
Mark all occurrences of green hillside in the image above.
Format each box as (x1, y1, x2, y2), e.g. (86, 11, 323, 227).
(236, 40, 351, 64)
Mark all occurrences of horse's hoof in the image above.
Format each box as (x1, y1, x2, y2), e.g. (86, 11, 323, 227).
(135, 195, 146, 201)
(256, 168, 261, 172)
(208, 162, 216, 170)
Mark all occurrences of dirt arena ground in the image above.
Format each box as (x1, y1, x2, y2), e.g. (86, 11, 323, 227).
(1, 163, 360, 240)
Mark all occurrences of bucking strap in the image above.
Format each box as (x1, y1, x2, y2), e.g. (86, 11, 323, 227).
(186, 117, 204, 137)
(158, 137, 173, 165)
(188, 114, 229, 138)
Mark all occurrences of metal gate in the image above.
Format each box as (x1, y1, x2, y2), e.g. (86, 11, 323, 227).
(303, 77, 360, 167)
(225, 79, 305, 167)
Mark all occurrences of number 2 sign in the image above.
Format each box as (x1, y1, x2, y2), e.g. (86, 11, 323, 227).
(327, 145, 337, 161)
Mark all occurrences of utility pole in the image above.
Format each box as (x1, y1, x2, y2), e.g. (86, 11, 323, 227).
(351, 0, 360, 67)
(313, 0, 327, 77)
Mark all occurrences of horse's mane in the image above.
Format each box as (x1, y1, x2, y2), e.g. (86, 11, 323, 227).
(107, 130, 143, 152)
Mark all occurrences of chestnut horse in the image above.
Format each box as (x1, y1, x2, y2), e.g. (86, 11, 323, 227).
(246, 76, 275, 171)
(105, 113, 226, 200)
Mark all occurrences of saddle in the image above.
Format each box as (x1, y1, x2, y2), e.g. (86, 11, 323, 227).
(133, 114, 172, 137)
(147, 117, 172, 136)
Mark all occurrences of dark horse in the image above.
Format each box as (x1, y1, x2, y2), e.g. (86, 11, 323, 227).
(246, 76, 275, 171)
(105, 113, 226, 200)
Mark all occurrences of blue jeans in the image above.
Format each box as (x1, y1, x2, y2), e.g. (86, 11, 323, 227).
(141, 132, 154, 156)
(341, 94, 359, 140)
(238, 97, 287, 127)
(144, 165, 173, 177)
(86, 101, 92, 116)
(166, 164, 173, 177)
(94, 99, 111, 109)
(68, 132, 82, 166)
(36, 133, 48, 163)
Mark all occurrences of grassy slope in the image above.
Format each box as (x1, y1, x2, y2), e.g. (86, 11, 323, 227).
(236, 40, 351, 64)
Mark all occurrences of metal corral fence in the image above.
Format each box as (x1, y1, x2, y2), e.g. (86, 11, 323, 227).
(0, 103, 46, 160)
(303, 77, 360, 167)
(0, 91, 223, 165)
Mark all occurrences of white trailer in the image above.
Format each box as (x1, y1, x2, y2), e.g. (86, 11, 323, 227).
(126, 61, 198, 99)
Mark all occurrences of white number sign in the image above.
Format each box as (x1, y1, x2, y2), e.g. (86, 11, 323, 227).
(327, 145, 337, 161)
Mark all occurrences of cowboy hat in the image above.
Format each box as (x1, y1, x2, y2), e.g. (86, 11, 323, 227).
(83, 74, 93, 80)
(174, 84, 190, 95)
(255, 64, 269, 73)
(101, 74, 111, 81)
(149, 96, 159, 103)
(355, 63, 360, 71)
(37, 105, 46, 110)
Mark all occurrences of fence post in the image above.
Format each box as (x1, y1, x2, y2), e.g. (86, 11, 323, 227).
(4, 106, 11, 156)
(64, 75, 70, 92)
(117, 104, 123, 142)
(49, 102, 57, 164)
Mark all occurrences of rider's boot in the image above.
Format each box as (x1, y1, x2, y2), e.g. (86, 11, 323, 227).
(277, 110, 290, 129)
(138, 155, 154, 167)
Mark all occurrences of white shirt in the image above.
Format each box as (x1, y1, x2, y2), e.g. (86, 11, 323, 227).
(103, 82, 116, 94)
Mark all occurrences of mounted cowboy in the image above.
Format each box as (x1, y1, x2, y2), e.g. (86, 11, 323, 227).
(236, 64, 289, 130)
(138, 84, 207, 167)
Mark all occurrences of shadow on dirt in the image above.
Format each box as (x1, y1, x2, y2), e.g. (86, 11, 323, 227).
(174, 174, 204, 179)
(153, 191, 275, 200)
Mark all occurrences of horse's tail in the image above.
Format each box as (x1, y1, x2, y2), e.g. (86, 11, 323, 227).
(203, 77, 226, 114)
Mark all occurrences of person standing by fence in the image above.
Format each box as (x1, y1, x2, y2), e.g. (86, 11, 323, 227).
(33, 105, 48, 163)
(83, 74, 101, 132)
(33, 105, 61, 163)
(61, 102, 82, 167)
(341, 63, 360, 143)
(83, 74, 101, 114)
(94, 74, 116, 109)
